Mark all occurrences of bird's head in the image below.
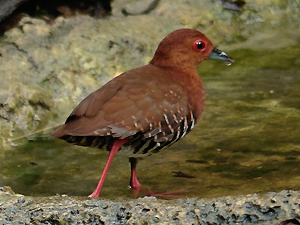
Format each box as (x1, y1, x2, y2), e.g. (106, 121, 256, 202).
(150, 29, 234, 71)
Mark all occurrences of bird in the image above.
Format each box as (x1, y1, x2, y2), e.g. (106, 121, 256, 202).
(51, 28, 234, 198)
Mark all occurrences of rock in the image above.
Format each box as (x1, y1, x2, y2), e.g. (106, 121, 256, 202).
(0, 188, 300, 224)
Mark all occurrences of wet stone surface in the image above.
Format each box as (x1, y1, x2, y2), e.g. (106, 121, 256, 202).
(0, 188, 300, 224)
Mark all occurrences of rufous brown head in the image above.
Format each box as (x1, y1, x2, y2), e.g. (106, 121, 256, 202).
(150, 29, 234, 71)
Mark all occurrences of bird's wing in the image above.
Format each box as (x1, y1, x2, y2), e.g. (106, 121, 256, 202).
(52, 66, 196, 142)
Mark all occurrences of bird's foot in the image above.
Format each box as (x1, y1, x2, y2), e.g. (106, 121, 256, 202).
(131, 187, 187, 199)
(129, 158, 187, 198)
(88, 190, 99, 198)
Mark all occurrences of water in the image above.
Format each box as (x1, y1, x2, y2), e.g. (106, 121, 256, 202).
(1, 42, 299, 200)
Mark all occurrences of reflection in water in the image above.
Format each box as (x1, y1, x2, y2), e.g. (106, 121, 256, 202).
(1, 45, 300, 199)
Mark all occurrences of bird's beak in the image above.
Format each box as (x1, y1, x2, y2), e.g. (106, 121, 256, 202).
(208, 47, 234, 66)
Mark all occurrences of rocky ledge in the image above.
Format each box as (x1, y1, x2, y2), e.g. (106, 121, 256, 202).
(0, 187, 300, 224)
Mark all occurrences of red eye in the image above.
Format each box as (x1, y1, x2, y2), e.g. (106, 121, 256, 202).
(193, 39, 206, 52)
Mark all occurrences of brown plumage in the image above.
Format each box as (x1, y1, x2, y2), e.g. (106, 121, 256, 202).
(52, 28, 234, 198)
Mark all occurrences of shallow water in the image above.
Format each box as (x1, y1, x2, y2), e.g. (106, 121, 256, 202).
(1, 41, 300, 199)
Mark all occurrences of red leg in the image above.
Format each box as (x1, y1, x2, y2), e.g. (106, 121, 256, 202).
(129, 157, 141, 189)
(129, 157, 187, 199)
(88, 138, 128, 198)
(129, 157, 142, 199)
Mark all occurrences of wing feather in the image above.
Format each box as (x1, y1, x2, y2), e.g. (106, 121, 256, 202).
(52, 65, 197, 141)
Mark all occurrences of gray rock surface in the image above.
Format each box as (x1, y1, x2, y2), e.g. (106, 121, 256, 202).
(0, 187, 299, 224)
